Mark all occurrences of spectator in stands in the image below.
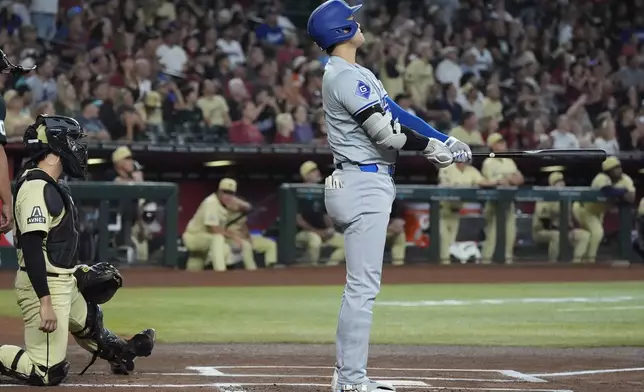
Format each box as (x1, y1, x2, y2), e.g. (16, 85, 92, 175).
(197, 79, 230, 132)
(54, 77, 79, 118)
(173, 84, 205, 142)
(594, 113, 620, 155)
(253, 88, 280, 140)
(217, 25, 246, 68)
(135, 90, 164, 140)
(255, 8, 285, 46)
(274, 112, 294, 143)
(460, 49, 480, 80)
(550, 115, 580, 149)
(380, 41, 406, 100)
(2, 89, 33, 141)
(277, 34, 303, 67)
(440, 83, 463, 126)
(291, 105, 313, 144)
(228, 100, 264, 144)
(481, 84, 503, 122)
(30, 0, 58, 42)
(394, 93, 416, 115)
(311, 110, 328, 146)
(25, 58, 56, 107)
(18, 25, 44, 60)
(77, 98, 111, 141)
(226, 78, 249, 122)
(110, 88, 144, 141)
(156, 27, 188, 77)
(458, 83, 484, 119)
(404, 40, 434, 109)
(435, 47, 462, 87)
(295, 161, 345, 266)
(450, 111, 484, 147)
(471, 35, 493, 74)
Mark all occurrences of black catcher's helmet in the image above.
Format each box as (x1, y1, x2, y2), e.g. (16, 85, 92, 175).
(23, 115, 88, 178)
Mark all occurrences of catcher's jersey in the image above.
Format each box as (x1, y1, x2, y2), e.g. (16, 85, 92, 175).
(15, 169, 75, 274)
(322, 56, 397, 166)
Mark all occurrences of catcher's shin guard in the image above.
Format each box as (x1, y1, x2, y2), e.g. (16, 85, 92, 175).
(74, 303, 156, 375)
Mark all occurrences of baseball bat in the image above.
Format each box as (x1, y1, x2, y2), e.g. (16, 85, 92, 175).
(473, 148, 607, 160)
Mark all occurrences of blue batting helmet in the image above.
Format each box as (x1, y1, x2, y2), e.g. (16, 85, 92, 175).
(307, 0, 363, 50)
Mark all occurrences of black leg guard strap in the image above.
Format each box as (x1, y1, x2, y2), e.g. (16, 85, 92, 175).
(73, 302, 156, 376)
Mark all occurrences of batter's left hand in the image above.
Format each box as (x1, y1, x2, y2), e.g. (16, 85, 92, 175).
(445, 137, 472, 163)
(0, 203, 13, 234)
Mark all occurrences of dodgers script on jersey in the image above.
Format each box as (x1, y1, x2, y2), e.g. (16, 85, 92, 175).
(322, 56, 397, 165)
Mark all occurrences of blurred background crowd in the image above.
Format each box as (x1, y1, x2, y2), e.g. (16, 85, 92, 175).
(0, 0, 643, 153)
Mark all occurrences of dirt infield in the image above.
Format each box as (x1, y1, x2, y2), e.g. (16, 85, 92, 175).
(1, 264, 643, 392)
(1, 263, 642, 289)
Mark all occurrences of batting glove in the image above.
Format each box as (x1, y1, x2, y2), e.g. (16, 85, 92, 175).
(445, 137, 472, 163)
(424, 138, 454, 169)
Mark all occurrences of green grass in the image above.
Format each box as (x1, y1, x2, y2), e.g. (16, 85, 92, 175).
(0, 282, 642, 347)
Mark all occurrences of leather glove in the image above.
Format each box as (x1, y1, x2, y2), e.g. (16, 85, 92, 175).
(445, 136, 472, 163)
(424, 138, 454, 168)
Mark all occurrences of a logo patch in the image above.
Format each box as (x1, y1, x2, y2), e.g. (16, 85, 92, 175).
(27, 206, 46, 225)
(355, 80, 371, 99)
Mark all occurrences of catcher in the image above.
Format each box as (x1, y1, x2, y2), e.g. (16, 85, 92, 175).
(0, 115, 155, 386)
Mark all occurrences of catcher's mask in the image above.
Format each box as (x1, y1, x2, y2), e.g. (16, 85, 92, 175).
(24, 115, 88, 178)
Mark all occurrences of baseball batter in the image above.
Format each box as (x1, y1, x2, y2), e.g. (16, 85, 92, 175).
(307, 2, 472, 391)
(0, 115, 155, 386)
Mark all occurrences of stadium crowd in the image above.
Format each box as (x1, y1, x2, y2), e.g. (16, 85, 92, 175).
(0, 0, 643, 153)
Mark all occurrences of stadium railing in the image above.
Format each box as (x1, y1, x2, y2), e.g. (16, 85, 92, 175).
(278, 184, 634, 264)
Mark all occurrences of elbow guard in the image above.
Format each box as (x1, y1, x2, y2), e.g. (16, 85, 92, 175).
(355, 104, 407, 150)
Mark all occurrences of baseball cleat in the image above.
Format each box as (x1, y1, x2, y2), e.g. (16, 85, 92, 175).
(332, 369, 396, 391)
(109, 328, 156, 375)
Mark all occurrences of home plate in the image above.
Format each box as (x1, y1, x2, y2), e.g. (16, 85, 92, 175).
(377, 380, 431, 387)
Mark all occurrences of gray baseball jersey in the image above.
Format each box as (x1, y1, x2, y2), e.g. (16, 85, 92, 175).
(322, 56, 397, 165)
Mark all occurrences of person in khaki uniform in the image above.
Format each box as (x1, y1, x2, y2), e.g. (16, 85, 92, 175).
(296, 161, 345, 265)
(573, 157, 636, 263)
(0, 116, 154, 386)
(481, 133, 525, 263)
(438, 161, 496, 264)
(182, 178, 257, 271)
(404, 41, 434, 108)
(532, 172, 590, 263)
(449, 111, 485, 147)
(386, 200, 407, 266)
(224, 183, 278, 269)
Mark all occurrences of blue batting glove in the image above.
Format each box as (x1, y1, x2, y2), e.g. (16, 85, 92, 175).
(445, 137, 472, 163)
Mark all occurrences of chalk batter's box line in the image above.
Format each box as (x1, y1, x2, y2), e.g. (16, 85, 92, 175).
(0, 383, 575, 392)
(179, 365, 548, 383)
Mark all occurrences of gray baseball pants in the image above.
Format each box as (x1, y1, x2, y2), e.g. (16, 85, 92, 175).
(324, 163, 396, 385)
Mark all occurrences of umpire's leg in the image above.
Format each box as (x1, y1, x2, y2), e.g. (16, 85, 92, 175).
(0, 273, 73, 386)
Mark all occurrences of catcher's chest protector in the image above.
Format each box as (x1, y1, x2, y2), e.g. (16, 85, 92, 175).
(13, 170, 80, 269)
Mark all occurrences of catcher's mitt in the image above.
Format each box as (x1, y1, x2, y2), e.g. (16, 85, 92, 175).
(74, 262, 123, 304)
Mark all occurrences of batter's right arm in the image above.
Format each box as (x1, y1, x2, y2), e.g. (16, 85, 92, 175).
(334, 71, 453, 168)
